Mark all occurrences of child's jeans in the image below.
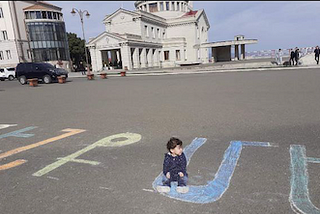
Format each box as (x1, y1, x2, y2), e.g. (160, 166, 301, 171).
(162, 173, 188, 187)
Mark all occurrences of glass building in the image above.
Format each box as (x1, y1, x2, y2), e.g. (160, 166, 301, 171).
(24, 6, 70, 62)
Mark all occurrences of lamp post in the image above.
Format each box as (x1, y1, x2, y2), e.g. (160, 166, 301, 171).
(71, 8, 91, 75)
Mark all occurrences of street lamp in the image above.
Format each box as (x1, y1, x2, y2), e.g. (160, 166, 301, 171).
(71, 8, 91, 75)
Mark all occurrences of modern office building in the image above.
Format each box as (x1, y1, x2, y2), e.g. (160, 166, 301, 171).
(0, 1, 70, 70)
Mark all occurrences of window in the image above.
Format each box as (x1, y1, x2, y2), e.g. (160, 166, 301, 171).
(6, 50, 11, 59)
(164, 51, 169, 61)
(143, 4, 147, 11)
(2, 31, 8, 40)
(177, 3, 180, 11)
(157, 28, 160, 39)
(160, 2, 164, 11)
(42, 11, 47, 19)
(36, 11, 41, 19)
(197, 26, 199, 39)
(47, 11, 52, 19)
(27, 49, 31, 59)
(162, 30, 166, 39)
(30, 11, 36, 19)
(171, 2, 175, 11)
(176, 50, 181, 61)
(53, 12, 57, 19)
(149, 3, 158, 12)
(0, 8, 3, 18)
(0, 51, 3, 60)
(145, 25, 149, 37)
(166, 2, 170, 11)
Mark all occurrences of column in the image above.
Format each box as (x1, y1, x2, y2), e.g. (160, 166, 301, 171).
(234, 45, 239, 61)
(121, 44, 132, 70)
(141, 48, 147, 68)
(116, 50, 120, 62)
(240, 44, 245, 60)
(148, 49, 153, 67)
(96, 50, 103, 71)
(133, 48, 139, 69)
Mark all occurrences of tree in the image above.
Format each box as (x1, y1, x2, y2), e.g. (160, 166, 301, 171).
(67, 32, 91, 70)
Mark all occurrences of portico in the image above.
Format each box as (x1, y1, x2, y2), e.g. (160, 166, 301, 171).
(200, 35, 258, 62)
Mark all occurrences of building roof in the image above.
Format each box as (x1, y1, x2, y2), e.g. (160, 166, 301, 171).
(182, 10, 198, 17)
(23, 1, 62, 11)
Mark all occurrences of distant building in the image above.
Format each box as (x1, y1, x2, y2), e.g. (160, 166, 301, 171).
(87, 1, 258, 72)
(0, 1, 70, 70)
(87, 1, 210, 71)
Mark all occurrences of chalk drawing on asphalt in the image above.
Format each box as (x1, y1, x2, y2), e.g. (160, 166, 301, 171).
(290, 145, 320, 214)
(0, 129, 86, 171)
(152, 138, 277, 204)
(33, 133, 142, 177)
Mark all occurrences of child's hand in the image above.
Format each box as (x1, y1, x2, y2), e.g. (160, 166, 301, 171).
(178, 172, 184, 177)
(166, 172, 170, 179)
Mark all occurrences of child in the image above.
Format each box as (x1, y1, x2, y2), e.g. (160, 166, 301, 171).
(157, 137, 189, 194)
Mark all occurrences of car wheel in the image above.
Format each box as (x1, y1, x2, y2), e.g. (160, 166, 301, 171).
(8, 75, 14, 81)
(18, 76, 27, 85)
(43, 75, 52, 84)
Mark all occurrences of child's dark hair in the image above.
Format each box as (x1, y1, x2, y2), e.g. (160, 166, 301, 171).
(167, 137, 183, 152)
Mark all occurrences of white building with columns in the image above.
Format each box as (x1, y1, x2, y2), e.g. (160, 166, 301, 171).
(87, 1, 210, 71)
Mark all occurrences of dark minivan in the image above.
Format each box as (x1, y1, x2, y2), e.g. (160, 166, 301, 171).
(16, 62, 68, 85)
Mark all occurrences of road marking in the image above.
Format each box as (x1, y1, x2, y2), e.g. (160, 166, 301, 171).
(0, 159, 27, 170)
(0, 124, 17, 130)
(0, 129, 86, 171)
(0, 126, 37, 139)
(33, 133, 142, 177)
(290, 145, 320, 214)
(152, 139, 277, 204)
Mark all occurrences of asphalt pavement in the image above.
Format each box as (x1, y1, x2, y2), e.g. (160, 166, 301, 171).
(1, 67, 320, 214)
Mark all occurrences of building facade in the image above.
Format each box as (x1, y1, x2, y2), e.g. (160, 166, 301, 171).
(87, 1, 210, 71)
(0, 1, 70, 70)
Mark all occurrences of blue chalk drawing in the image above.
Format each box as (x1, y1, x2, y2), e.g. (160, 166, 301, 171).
(0, 126, 37, 140)
(290, 145, 320, 214)
(152, 138, 275, 204)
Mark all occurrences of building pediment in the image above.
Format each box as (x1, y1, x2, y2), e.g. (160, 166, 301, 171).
(87, 32, 127, 48)
(103, 8, 140, 24)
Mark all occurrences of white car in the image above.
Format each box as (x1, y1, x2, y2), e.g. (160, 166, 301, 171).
(0, 67, 16, 81)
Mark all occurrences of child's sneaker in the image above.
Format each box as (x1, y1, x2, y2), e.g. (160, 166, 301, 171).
(157, 185, 170, 193)
(176, 186, 189, 194)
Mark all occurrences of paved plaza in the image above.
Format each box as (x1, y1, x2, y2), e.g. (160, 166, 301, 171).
(1, 67, 320, 214)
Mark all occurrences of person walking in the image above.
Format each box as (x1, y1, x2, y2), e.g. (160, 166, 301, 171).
(290, 49, 295, 66)
(79, 61, 86, 75)
(314, 46, 320, 65)
(294, 47, 300, 66)
(276, 49, 283, 66)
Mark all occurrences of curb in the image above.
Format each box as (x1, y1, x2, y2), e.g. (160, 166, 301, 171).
(68, 65, 319, 78)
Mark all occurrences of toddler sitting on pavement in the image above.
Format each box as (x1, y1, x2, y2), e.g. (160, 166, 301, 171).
(157, 137, 189, 194)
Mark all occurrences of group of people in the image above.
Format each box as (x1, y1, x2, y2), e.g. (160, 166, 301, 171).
(289, 48, 301, 66)
(275, 46, 320, 66)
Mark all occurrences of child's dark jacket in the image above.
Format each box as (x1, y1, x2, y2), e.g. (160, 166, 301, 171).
(163, 152, 187, 177)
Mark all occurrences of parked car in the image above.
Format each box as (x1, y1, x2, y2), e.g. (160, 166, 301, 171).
(15, 62, 68, 85)
(0, 67, 16, 81)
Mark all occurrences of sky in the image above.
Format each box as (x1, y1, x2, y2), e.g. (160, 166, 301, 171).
(49, 1, 320, 52)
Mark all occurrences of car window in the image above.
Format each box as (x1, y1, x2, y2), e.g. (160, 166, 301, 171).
(42, 63, 55, 69)
(7, 68, 15, 71)
(0, 69, 4, 73)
